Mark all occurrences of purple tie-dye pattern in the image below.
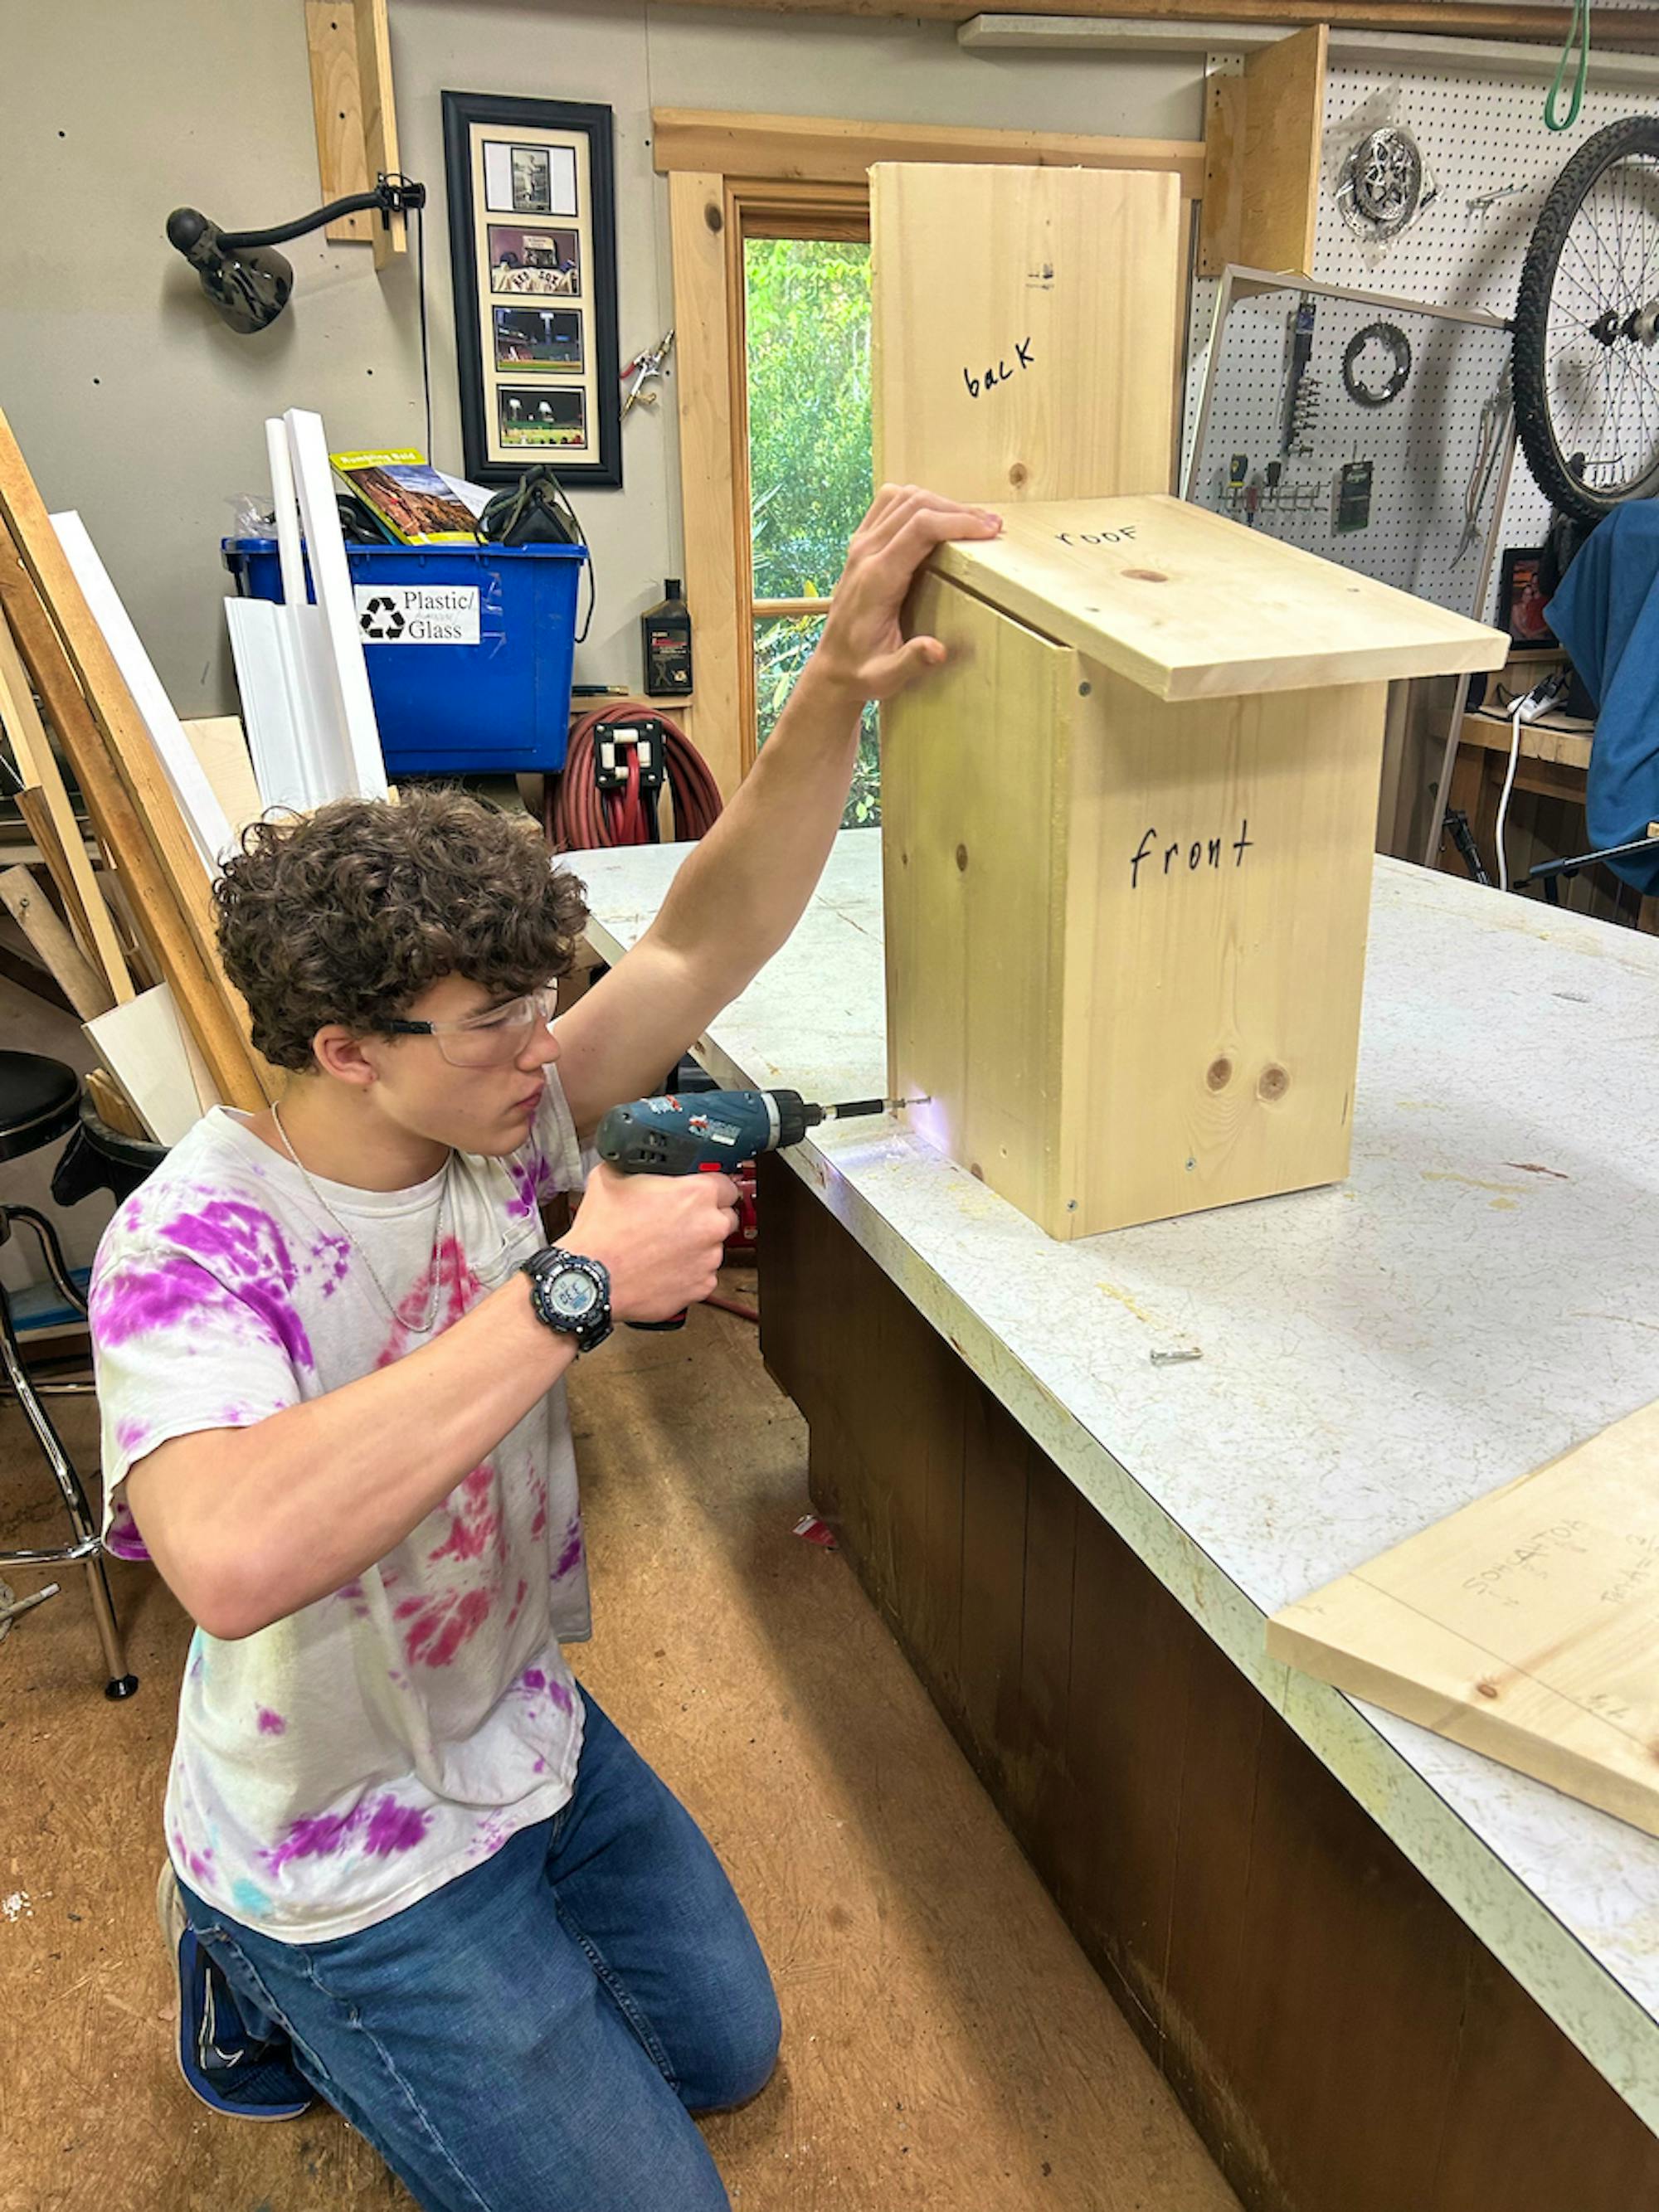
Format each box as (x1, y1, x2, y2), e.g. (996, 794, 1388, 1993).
(505, 1158, 541, 1221)
(262, 1791, 433, 1875)
(310, 1231, 352, 1297)
(114, 1415, 150, 1455)
(552, 1517, 583, 1581)
(256, 1707, 287, 1736)
(517, 1664, 572, 1719)
(92, 1198, 314, 1370)
(105, 1499, 152, 1563)
(173, 1828, 214, 1885)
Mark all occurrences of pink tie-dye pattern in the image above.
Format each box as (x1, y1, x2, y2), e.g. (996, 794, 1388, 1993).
(262, 1791, 432, 1874)
(114, 1415, 150, 1455)
(374, 1236, 482, 1370)
(394, 1583, 497, 1667)
(256, 1707, 287, 1736)
(428, 1462, 502, 1566)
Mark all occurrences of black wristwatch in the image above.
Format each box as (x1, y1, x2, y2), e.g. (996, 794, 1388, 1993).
(521, 1247, 612, 1354)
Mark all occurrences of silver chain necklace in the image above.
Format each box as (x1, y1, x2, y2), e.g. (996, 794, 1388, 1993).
(270, 1100, 455, 1333)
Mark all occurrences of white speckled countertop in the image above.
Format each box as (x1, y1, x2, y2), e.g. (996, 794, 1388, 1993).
(571, 829, 1659, 2132)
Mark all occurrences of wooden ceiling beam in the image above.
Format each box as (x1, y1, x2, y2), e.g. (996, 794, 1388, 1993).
(658, 0, 1659, 46)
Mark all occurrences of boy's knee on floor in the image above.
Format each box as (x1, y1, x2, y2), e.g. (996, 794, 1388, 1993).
(681, 1978, 783, 2113)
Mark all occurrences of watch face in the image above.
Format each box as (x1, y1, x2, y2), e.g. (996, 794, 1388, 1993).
(547, 1269, 599, 1320)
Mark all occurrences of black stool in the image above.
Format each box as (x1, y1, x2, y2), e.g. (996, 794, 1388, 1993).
(0, 1050, 139, 1698)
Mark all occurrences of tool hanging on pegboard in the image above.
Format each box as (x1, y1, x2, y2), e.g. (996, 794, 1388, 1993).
(1281, 295, 1321, 455)
(1337, 122, 1437, 241)
(1342, 322, 1413, 407)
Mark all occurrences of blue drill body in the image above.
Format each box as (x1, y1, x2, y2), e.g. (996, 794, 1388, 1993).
(595, 1088, 820, 1178)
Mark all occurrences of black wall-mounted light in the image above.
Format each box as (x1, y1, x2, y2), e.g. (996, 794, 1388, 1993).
(165, 173, 427, 333)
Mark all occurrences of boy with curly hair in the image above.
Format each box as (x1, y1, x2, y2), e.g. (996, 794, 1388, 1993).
(88, 489, 999, 2211)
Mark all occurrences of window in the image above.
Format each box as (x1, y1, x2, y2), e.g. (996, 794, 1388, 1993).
(744, 235, 878, 824)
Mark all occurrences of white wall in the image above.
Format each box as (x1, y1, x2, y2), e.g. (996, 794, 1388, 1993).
(0, 0, 1204, 717)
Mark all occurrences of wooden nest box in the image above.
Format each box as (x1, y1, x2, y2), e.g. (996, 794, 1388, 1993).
(881, 493, 1507, 1238)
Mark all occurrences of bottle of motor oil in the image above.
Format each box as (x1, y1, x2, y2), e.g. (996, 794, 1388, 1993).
(641, 579, 693, 699)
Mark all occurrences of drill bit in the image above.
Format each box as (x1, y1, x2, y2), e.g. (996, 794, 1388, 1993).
(820, 1096, 923, 1121)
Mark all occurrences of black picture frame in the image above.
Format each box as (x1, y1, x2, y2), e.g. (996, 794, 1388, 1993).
(1498, 546, 1556, 647)
(442, 91, 621, 489)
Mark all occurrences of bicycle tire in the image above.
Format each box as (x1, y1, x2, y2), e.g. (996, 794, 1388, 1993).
(1514, 114, 1659, 527)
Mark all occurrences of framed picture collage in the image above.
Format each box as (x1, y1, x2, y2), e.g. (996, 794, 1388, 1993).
(442, 93, 621, 488)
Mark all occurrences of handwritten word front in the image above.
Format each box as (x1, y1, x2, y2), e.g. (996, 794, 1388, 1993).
(963, 338, 1034, 399)
(1130, 821, 1254, 890)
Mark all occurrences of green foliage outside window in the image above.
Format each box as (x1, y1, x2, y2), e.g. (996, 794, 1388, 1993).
(745, 236, 879, 826)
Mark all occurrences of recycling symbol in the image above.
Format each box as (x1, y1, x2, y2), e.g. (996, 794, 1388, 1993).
(359, 595, 406, 640)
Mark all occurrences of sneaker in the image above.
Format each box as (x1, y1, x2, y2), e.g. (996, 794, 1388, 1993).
(155, 1860, 314, 2121)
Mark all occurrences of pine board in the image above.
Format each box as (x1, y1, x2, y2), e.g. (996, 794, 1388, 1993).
(1268, 1398, 1659, 1840)
(871, 163, 1182, 505)
(929, 494, 1510, 700)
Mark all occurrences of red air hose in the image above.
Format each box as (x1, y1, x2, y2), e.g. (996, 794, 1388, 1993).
(549, 703, 722, 851)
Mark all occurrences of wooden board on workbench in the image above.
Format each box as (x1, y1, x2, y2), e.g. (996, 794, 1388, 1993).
(1269, 1396, 1659, 1840)
(870, 163, 1182, 504)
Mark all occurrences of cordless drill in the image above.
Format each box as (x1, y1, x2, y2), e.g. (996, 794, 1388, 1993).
(594, 1087, 900, 1329)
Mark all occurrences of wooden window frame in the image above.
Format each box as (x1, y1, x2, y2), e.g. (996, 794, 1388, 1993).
(660, 111, 1204, 799)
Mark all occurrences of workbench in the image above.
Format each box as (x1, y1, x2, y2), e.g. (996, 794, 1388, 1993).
(574, 830, 1659, 2212)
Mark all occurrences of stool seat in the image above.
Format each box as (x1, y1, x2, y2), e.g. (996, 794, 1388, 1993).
(0, 1052, 80, 1164)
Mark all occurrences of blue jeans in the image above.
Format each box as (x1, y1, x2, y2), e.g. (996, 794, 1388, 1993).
(178, 1691, 781, 2211)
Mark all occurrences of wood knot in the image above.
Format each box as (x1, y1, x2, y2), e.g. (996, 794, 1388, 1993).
(1008, 461, 1029, 488)
(955, 843, 969, 873)
(1206, 1057, 1232, 1091)
(970, 1162, 985, 1181)
(1258, 1065, 1288, 1101)
(703, 201, 724, 232)
(1476, 1680, 1501, 1699)
(1123, 568, 1169, 583)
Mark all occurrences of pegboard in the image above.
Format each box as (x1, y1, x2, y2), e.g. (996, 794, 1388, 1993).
(1184, 276, 1512, 615)
(1181, 55, 1659, 625)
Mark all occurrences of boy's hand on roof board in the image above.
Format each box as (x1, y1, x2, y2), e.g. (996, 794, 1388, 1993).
(809, 485, 1003, 708)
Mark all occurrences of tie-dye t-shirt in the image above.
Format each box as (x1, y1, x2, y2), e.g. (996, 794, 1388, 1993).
(88, 1078, 592, 1944)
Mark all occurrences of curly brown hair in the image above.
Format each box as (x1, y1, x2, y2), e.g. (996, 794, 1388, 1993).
(214, 790, 588, 1072)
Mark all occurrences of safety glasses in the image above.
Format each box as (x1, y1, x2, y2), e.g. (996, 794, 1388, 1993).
(382, 985, 558, 1069)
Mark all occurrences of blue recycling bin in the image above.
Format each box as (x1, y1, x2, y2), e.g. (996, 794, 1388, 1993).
(221, 537, 587, 777)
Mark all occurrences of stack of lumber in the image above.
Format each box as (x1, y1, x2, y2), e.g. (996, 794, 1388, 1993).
(0, 406, 277, 1139)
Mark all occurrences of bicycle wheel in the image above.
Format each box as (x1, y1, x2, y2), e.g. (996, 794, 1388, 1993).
(1514, 114, 1659, 527)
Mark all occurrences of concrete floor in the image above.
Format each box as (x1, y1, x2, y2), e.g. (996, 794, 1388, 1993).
(1, 1285, 1241, 2212)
